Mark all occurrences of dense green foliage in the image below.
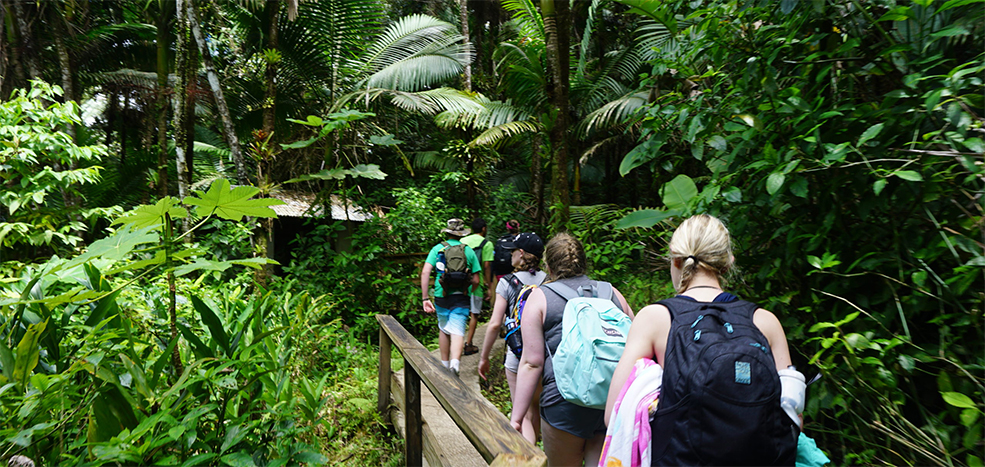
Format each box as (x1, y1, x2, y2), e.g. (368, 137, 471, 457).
(2, 0, 983, 465)
(613, 1, 984, 464)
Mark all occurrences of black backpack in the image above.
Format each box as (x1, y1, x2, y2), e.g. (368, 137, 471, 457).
(649, 296, 799, 466)
(438, 241, 471, 291)
(492, 234, 515, 275)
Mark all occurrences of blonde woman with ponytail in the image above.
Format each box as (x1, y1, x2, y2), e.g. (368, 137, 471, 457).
(604, 214, 797, 466)
(510, 233, 634, 466)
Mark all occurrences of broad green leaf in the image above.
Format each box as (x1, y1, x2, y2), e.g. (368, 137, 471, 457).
(835, 312, 860, 327)
(790, 176, 809, 198)
(280, 136, 320, 149)
(221, 451, 256, 467)
(939, 0, 984, 11)
(286, 168, 348, 183)
(969, 454, 984, 467)
(13, 319, 47, 387)
(173, 259, 233, 277)
(858, 123, 884, 146)
(184, 179, 282, 221)
(723, 187, 742, 203)
(113, 198, 187, 229)
(961, 408, 980, 427)
(349, 164, 387, 180)
(913, 0, 933, 6)
(961, 138, 984, 153)
(191, 295, 229, 355)
(614, 209, 678, 229)
(807, 255, 822, 269)
(942, 392, 977, 409)
(619, 137, 664, 176)
(873, 179, 888, 195)
(766, 173, 785, 195)
(230, 257, 279, 269)
(370, 134, 403, 146)
(878, 6, 914, 21)
(893, 170, 923, 181)
(707, 135, 727, 151)
(660, 175, 697, 212)
(930, 26, 970, 37)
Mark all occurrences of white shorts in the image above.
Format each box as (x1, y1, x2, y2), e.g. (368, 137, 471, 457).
(470, 294, 482, 315)
(505, 350, 519, 373)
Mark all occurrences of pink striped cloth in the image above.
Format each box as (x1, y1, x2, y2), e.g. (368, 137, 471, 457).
(599, 358, 662, 467)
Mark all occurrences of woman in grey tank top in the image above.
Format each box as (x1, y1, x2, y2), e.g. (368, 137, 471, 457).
(509, 233, 634, 466)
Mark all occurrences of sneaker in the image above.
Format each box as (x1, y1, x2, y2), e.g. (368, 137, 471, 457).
(463, 343, 479, 356)
(452, 367, 460, 377)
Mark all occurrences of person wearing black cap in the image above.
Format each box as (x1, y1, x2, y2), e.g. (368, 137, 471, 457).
(477, 232, 547, 444)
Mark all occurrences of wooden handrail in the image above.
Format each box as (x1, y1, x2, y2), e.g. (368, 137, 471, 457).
(377, 314, 547, 467)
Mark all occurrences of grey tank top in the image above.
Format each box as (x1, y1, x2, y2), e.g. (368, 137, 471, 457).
(539, 275, 624, 407)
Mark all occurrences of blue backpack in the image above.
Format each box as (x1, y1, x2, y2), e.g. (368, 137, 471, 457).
(543, 281, 631, 410)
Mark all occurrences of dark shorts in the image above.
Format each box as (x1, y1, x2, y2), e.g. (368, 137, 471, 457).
(540, 399, 607, 439)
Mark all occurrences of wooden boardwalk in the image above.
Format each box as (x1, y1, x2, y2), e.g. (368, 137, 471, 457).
(379, 316, 545, 467)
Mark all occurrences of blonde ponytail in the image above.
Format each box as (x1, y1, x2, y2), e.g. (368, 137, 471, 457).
(669, 215, 733, 293)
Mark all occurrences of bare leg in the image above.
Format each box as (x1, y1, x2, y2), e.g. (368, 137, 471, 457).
(466, 313, 478, 345)
(541, 420, 588, 467)
(583, 433, 605, 467)
(439, 329, 450, 362)
(450, 333, 464, 361)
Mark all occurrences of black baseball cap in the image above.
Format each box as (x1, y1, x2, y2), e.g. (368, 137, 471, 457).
(502, 232, 544, 258)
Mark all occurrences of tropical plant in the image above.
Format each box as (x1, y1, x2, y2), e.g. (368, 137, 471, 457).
(0, 80, 117, 260)
(615, 0, 984, 464)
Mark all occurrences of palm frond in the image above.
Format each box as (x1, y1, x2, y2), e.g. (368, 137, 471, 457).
(501, 0, 545, 41)
(412, 150, 462, 172)
(435, 98, 535, 131)
(471, 120, 543, 147)
(367, 53, 470, 92)
(576, 90, 649, 138)
(359, 14, 470, 88)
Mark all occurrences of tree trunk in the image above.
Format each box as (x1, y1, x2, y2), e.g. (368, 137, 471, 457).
(173, 0, 191, 205)
(156, 0, 173, 198)
(542, 0, 571, 229)
(187, 0, 247, 185)
(3, 3, 26, 94)
(531, 132, 545, 225)
(459, 0, 471, 92)
(10, 0, 40, 80)
(263, 1, 278, 137)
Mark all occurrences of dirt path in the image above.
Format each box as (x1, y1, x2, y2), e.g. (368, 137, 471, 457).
(394, 320, 509, 467)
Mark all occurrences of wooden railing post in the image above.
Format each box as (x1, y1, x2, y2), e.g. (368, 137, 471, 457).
(378, 327, 392, 418)
(405, 363, 423, 467)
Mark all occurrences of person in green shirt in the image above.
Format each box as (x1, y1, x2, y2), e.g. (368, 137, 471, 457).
(420, 218, 483, 376)
(459, 218, 496, 355)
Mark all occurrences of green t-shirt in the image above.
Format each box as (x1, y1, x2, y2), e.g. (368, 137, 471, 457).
(425, 239, 482, 298)
(460, 233, 494, 296)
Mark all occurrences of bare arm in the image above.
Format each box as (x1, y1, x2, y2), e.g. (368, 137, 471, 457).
(483, 260, 494, 301)
(605, 304, 669, 424)
(612, 287, 635, 319)
(478, 290, 508, 380)
(754, 308, 792, 371)
(510, 288, 546, 430)
(420, 263, 435, 314)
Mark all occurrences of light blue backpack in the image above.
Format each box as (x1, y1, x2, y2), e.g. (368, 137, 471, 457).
(543, 281, 632, 410)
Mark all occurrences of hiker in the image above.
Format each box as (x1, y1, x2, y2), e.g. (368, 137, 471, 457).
(420, 218, 482, 376)
(477, 232, 547, 444)
(460, 218, 496, 356)
(510, 232, 634, 466)
(492, 219, 522, 282)
(605, 214, 800, 466)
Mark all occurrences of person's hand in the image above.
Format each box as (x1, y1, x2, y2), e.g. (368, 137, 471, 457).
(485, 289, 495, 304)
(423, 299, 435, 314)
(478, 358, 489, 380)
(510, 419, 522, 433)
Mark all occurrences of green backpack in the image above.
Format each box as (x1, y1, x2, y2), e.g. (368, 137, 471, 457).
(438, 241, 471, 291)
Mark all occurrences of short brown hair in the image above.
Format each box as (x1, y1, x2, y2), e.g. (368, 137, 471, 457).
(514, 251, 541, 273)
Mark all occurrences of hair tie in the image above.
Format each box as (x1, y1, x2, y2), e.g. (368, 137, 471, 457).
(687, 255, 700, 265)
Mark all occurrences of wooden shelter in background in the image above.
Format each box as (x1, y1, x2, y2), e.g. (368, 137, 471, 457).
(268, 191, 373, 270)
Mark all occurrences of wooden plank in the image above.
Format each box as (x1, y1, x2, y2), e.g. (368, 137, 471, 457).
(405, 363, 423, 467)
(377, 315, 546, 466)
(390, 371, 452, 467)
(378, 328, 392, 417)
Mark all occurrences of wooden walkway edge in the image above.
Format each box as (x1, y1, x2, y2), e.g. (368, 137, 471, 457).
(377, 314, 546, 467)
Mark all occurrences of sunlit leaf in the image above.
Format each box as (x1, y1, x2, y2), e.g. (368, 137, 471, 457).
(942, 392, 977, 409)
(113, 198, 187, 229)
(614, 209, 678, 229)
(184, 179, 282, 221)
(660, 175, 697, 212)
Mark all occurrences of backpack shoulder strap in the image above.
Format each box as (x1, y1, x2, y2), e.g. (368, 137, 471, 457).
(595, 281, 614, 301)
(478, 238, 489, 254)
(542, 281, 579, 301)
(441, 241, 450, 249)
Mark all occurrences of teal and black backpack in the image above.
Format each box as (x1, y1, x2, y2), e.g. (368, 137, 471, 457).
(542, 281, 631, 410)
